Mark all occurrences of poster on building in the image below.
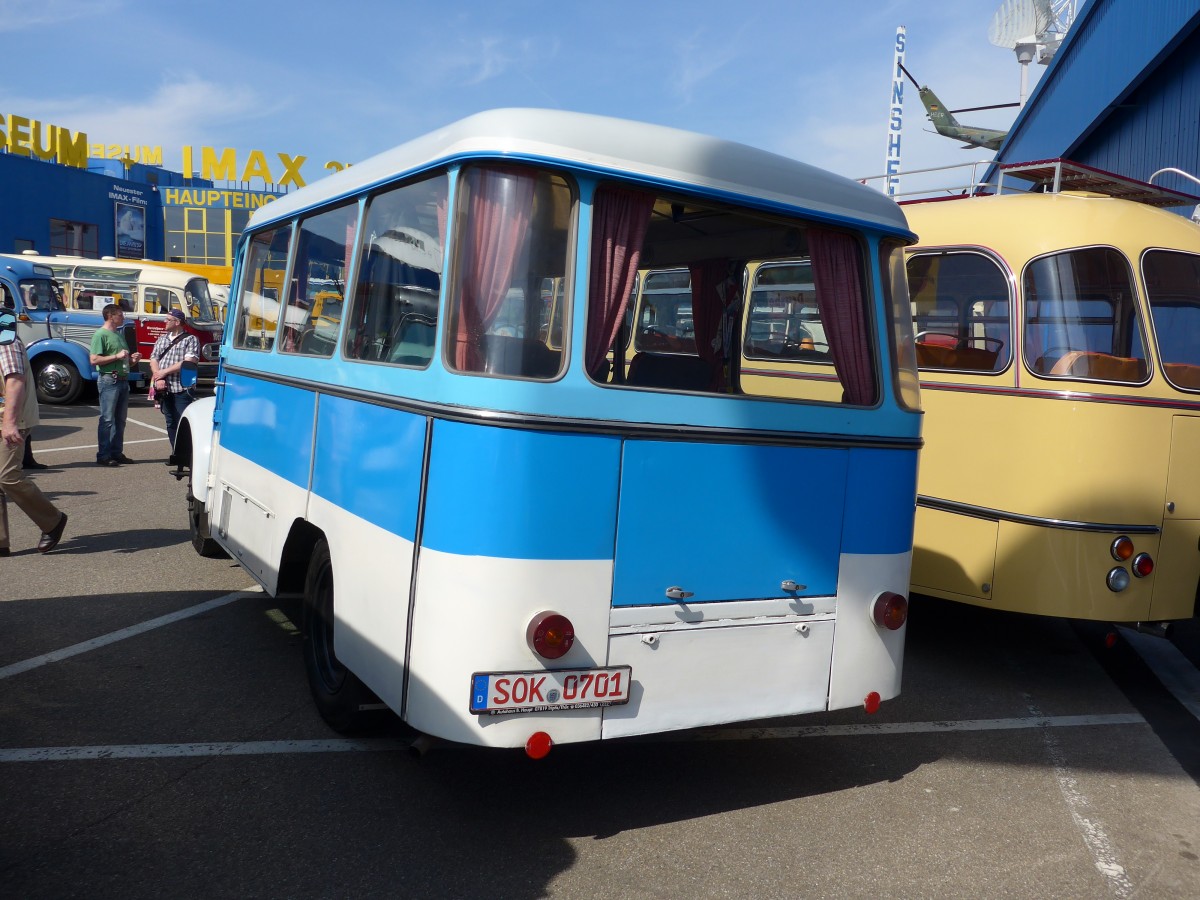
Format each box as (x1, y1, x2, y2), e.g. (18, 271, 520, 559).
(115, 202, 145, 259)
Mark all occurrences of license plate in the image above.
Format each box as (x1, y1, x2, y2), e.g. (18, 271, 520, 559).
(469, 666, 633, 715)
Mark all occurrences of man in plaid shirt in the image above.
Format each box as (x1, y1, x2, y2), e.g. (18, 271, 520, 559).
(0, 313, 68, 554)
(149, 309, 201, 461)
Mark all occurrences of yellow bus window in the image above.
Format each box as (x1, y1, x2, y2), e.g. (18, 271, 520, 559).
(907, 251, 1010, 373)
(1023, 247, 1147, 382)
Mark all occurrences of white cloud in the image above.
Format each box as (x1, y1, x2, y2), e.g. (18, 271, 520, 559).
(670, 31, 741, 104)
(12, 76, 274, 160)
(0, 0, 125, 31)
(428, 34, 548, 88)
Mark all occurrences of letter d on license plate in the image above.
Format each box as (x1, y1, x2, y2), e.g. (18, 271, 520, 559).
(469, 666, 632, 715)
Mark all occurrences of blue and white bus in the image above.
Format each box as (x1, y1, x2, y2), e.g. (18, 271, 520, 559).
(178, 109, 922, 756)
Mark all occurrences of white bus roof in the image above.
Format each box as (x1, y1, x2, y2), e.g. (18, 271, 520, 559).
(5, 254, 209, 288)
(250, 108, 910, 235)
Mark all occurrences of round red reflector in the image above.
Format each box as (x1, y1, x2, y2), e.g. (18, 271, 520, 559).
(526, 731, 553, 759)
(1132, 553, 1154, 578)
(1104, 632, 1119, 649)
(1111, 536, 1135, 561)
(527, 611, 575, 660)
(871, 591, 908, 630)
(864, 691, 882, 714)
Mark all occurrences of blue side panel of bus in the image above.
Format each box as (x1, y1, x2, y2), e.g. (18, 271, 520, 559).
(311, 395, 427, 543)
(841, 448, 919, 555)
(421, 420, 622, 560)
(219, 372, 316, 489)
(612, 441, 847, 605)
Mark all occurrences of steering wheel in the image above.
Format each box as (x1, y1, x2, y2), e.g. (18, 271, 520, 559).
(642, 326, 673, 337)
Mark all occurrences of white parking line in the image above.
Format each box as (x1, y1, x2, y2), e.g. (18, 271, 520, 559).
(1026, 698, 1134, 899)
(0, 714, 1147, 763)
(33, 437, 168, 456)
(0, 739, 399, 762)
(1118, 625, 1200, 723)
(691, 712, 1145, 740)
(0, 590, 256, 678)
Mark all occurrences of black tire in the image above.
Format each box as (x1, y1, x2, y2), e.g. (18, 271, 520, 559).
(187, 485, 228, 559)
(34, 357, 83, 404)
(302, 539, 384, 733)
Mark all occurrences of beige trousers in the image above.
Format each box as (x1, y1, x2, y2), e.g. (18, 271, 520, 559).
(0, 429, 62, 548)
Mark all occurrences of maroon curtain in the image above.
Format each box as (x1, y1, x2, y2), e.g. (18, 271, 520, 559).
(688, 259, 731, 365)
(808, 228, 875, 405)
(453, 168, 535, 370)
(585, 187, 655, 377)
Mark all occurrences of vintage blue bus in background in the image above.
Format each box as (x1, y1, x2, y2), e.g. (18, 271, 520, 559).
(177, 109, 922, 756)
(0, 255, 141, 402)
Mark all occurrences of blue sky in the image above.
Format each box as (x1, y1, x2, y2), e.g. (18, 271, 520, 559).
(2, 0, 1049, 193)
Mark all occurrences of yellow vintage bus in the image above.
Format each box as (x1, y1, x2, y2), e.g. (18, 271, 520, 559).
(903, 161, 1200, 626)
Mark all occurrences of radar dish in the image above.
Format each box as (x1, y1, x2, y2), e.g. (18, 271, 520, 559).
(989, 0, 1051, 48)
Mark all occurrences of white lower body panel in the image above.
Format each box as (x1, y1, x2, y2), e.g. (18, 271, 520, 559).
(405, 547, 615, 748)
(601, 618, 836, 739)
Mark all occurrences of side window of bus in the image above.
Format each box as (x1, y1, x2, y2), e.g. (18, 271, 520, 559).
(144, 287, 180, 315)
(586, 188, 878, 405)
(1, 284, 12, 310)
(234, 225, 292, 351)
(1023, 247, 1148, 383)
(281, 201, 356, 358)
(1143, 249, 1200, 390)
(19, 280, 56, 312)
(345, 173, 447, 368)
(75, 288, 116, 311)
(906, 251, 1011, 373)
(446, 166, 571, 380)
(743, 261, 828, 362)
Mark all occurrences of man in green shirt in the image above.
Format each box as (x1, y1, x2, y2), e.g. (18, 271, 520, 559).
(88, 304, 140, 467)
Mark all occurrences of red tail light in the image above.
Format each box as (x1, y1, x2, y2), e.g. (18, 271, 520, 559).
(527, 611, 575, 660)
(864, 691, 882, 714)
(871, 591, 908, 630)
(1132, 553, 1154, 578)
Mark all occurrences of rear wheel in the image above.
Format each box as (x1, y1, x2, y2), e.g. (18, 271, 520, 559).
(34, 357, 83, 404)
(302, 538, 383, 732)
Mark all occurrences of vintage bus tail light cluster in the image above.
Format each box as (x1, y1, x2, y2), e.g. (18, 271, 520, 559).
(1106, 536, 1153, 592)
(871, 591, 909, 630)
(526, 611, 575, 660)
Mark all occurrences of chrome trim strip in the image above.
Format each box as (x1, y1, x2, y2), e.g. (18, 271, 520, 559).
(917, 495, 1160, 535)
(223, 364, 923, 451)
(609, 596, 838, 629)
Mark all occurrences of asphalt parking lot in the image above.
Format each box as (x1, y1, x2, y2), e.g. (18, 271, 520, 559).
(2, 396, 1200, 899)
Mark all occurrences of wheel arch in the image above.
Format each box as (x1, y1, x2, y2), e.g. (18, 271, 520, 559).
(278, 519, 326, 595)
(27, 340, 96, 381)
(179, 395, 217, 503)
